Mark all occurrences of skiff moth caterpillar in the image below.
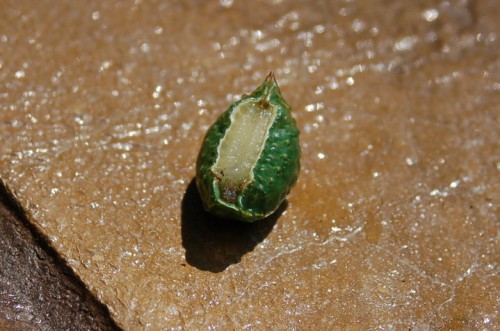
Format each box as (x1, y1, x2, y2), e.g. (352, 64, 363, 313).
(196, 72, 300, 222)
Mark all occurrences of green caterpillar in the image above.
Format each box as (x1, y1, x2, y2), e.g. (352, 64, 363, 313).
(196, 73, 300, 222)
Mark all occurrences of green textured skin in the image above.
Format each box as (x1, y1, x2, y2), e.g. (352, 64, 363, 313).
(196, 74, 300, 222)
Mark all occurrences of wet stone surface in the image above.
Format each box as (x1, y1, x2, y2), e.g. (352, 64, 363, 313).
(0, 0, 499, 329)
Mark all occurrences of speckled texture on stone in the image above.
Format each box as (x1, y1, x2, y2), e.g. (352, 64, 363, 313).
(0, 0, 499, 329)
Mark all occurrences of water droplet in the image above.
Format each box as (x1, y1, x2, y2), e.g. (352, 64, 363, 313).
(140, 42, 150, 53)
(351, 19, 366, 33)
(406, 157, 415, 166)
(220, 0, 234, 8)
(15, 70, 25, 79)
(394, 36, 418, 52)
(422, 8, 439, 22)
(154, 26, 163, 34)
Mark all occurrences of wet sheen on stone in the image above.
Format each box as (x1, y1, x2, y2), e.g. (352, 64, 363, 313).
(0, 0, 498, 329)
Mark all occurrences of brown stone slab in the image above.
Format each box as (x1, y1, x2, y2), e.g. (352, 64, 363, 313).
(1, 0, 499, 329)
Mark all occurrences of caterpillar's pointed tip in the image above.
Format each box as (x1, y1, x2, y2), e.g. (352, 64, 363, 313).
(265, 71, 276, 83)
